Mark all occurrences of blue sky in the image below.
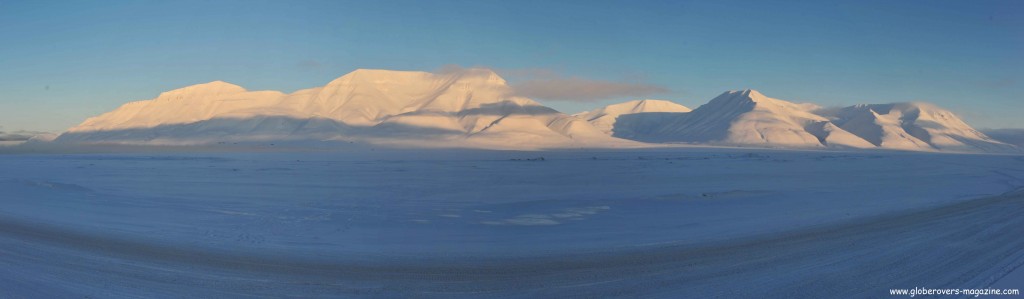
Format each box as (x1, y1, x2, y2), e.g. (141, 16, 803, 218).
(1, 0, 1021, 132)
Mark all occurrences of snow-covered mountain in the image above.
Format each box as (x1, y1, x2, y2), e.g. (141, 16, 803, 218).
(824, 103, 1016, 152)
(573, 99, 690, 137)
(595, 89, 1014, 152)
(57, 69, 630, 149)
(623, 90, 872, 148)
(56, 69, 1014, 153)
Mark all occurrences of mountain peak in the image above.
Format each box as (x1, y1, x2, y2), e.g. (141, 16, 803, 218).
(628, 99, 690, 113)
(739, 89, 764, 97)
(578, 99, 690, 119)
(438, 67, 507, 85)
(186, 80, 245, 91)
(156, 81, 247, 100)
(326, 68, 507, 87)
(893, 101, 942, 112)
(574, 99, 691, 135)
(336, 69, 430, 81)
(725, 89, 769, 102)
(707, 89, 774, 107)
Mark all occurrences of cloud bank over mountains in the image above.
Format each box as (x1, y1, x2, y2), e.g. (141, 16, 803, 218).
(438, 65, 670, 102)
(507, 77, 668, 102)
(0, 126, 53, 144)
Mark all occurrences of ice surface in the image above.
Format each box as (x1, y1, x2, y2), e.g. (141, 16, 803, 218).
(2, 148, 1022, 257)
(1, 147, 1023, 297)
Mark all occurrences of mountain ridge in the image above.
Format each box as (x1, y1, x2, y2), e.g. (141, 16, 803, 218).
(573, 99, 691, 135)
(582, 89, 1014, 153)
(56, 69, 1017, 153)
(59, 69, 633, 149)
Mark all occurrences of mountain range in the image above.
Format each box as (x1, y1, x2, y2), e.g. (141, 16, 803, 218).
(55, 69, 1018, 153)
(58, 69, 625, 149)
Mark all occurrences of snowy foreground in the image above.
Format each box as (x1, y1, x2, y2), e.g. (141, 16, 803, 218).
(1, 147, 1023, 297)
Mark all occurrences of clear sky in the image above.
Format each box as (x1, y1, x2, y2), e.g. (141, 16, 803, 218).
(1, 0, 1021, 132)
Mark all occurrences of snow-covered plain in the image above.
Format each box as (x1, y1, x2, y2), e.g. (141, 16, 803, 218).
(1, 146, 1023, 297)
